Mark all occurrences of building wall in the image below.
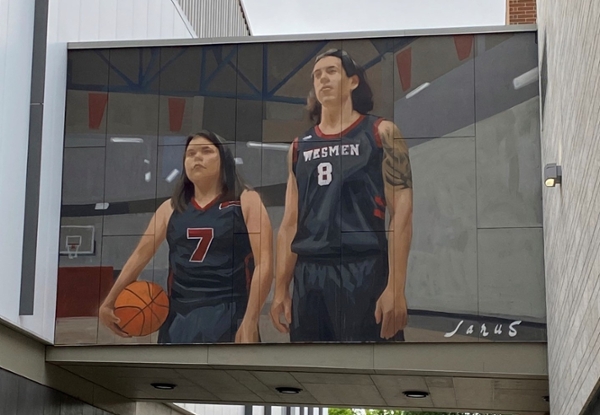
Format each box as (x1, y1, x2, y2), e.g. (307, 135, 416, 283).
(174, 405, 324, 415)
(177, 404, 245, 415)
(507, 0, 537, 24)
(174, 404, 315, 415)
(0, 0, 36, 341)
(0, 365, 116, 415)
(48, 0, 195, 42)
(0, 321, 135, 414)
(0, 320, 189, 414)
(0, 0, 195, 342)
(537, 1, 600, 415)
(177, 0, 249, 37)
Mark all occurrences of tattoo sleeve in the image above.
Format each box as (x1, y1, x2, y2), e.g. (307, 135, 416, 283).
(381, 122, 413, 189)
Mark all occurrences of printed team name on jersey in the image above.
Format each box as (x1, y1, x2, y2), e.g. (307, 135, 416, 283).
(302, 144, 360, 162)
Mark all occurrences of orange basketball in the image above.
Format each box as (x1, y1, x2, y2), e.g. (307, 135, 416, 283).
(114, 281, 169, 337)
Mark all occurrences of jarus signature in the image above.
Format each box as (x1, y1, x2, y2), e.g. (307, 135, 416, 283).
(444, 320, 522, 338)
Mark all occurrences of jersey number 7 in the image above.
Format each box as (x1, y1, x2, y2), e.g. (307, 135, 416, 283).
(187, 228, 214, 262)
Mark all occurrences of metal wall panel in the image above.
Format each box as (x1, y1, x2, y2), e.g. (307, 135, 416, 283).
(177, 0, 250, 38)
(0, 0, 36, 336)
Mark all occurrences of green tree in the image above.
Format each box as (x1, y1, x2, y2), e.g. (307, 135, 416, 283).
(327, 409, 359, 415)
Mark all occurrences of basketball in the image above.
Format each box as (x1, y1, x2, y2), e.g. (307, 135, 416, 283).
(113, 281, 169, 337)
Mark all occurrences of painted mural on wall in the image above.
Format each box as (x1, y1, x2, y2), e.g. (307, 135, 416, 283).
(56, 32, 545, 345)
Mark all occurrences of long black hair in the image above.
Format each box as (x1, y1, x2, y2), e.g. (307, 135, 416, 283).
(171, 130, 248, 212)
(307, 48, 374, 124)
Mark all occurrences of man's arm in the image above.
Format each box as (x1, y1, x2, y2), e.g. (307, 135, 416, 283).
(376, 120, 413, 339)
(270, 145, 299, 333)
(236, 190, 273, 343)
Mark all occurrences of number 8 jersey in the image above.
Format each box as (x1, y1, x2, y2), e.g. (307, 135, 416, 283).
(166, 197, 253, 315)
(291, 114, 388, 259)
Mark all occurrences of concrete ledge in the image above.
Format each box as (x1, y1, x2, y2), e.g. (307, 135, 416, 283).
(67, 24, 538, 50)
(46, 342, 548, 379)
(44, 343, 549, 412)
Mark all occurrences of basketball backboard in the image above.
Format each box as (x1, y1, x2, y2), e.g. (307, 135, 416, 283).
(59, 225, 95, 258)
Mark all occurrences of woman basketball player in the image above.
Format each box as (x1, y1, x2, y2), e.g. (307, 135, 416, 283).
(99, 130, 273, 344)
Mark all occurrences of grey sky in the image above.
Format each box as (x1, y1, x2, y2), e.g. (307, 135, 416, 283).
(241, 0, 506, 36)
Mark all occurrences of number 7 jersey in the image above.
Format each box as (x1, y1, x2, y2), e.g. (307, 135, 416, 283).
(166, 197, 253, 315)
(291, 114, 388, 259)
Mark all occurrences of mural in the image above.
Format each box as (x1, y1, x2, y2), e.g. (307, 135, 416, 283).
(56, 33, 545, 345)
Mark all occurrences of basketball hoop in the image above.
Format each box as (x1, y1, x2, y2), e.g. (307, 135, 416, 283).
(66, 235, 82, 259)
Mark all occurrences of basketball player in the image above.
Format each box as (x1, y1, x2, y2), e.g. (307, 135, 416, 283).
(270, 49, 413, 341)
(99, 130, 273, 344)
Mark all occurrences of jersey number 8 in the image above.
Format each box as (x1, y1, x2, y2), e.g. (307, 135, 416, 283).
(317, 162, 333, 186)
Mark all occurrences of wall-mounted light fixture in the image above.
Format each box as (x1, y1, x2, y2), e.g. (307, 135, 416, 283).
(544, 163, 562, 187)
(402, 390, 430, 399)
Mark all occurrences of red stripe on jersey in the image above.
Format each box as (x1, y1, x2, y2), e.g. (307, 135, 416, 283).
(315, 114, 366, 139)
(373, 118, 384, 148)
(244, 253, 254, 292)
(292, 137, 299, 164)
(167, 270, 174, 296)
(375, 195, 386, 207)
(192, 193, 222, 211)
(374, 209, 385, 220)
(219, 201, 241, 209)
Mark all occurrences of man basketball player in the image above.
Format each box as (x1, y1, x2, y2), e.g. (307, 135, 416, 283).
(270, 49, 413, 342)
(100, 130, 273, 343)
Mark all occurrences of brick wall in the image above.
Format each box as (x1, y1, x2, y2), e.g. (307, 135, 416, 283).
(508, 0, 537, 24)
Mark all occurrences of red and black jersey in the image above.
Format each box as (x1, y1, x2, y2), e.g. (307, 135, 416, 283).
(291, 114, 388, 259)
(166, 197, 253, 314)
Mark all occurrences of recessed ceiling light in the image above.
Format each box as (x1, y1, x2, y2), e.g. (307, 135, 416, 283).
(403, 390, 429, 398)
(275, 386, 302, 394)
(151, 383, 176, 390)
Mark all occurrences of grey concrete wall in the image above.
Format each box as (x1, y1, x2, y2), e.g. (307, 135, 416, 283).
(0, 323, 186, 414)
(0, 365, 111, 415)
(537, 1, 600, 415)
(0, 322, 134, 414)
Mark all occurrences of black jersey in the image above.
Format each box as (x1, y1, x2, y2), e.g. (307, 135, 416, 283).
(291, 114, 388, 258)
(166, 197, 253, 314)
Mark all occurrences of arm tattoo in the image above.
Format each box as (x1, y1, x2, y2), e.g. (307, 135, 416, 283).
(381, 123, 413, 189)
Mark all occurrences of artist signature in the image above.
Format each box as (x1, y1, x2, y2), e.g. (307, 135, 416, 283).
(444, 320, 522, 338)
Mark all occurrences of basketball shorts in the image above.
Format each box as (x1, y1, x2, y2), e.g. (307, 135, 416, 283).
(290, 254, 405, 342)
(158, 300, 246, 344)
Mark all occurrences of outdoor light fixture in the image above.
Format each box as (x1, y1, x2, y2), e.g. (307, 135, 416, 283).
(543, 396, 550, 402)
(151, 383, 177, 390)
(275, 386, 303, 394)
(402, 390, 430, 399)
(544, 163, 562, 187)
